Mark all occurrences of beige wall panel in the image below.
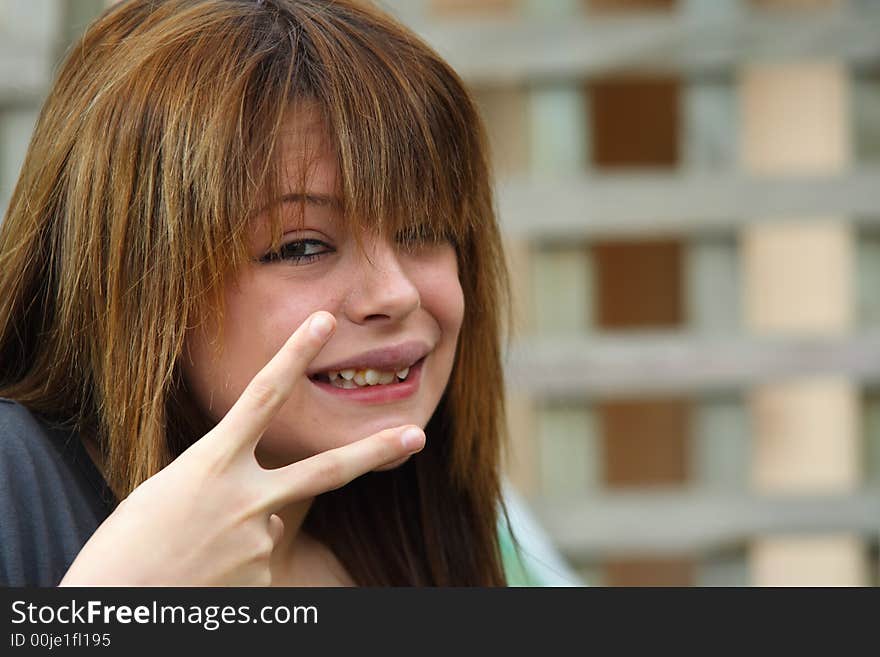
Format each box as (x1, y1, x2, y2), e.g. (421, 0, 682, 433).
(740, 62, 849, 174)
(500, 236, 538, 496)
(742, 222, 853, 334)
(502, 390, 539, 496)
(750, 0, 838, 9)
(472, 86, 531, 177)
(750, 536, 869, 586)
(749, 378, 860, 492)
(741, 54, 865, 584)
(503, 235, 533, 339)
(473, 74, 531, 498)
(466, 15, 531, 494)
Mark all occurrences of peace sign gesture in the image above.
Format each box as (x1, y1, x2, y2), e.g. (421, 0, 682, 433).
(59, 312, 425, 586)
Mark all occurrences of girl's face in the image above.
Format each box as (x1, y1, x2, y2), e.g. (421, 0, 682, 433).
(182, 111, 464, 468)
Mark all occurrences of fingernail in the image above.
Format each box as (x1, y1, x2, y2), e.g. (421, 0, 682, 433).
(309, 312, 334, 339)
(401, 427, 425, 452)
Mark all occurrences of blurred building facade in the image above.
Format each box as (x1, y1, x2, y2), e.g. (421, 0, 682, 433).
(2, 0, 879, 585)
(398, 0, 880, 586)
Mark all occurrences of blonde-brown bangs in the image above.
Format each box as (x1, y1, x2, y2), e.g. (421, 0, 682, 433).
(57, 0, 308, 349)
(253, 0, 482, 270)
(43, 0, 491, 410)
(102, 0, 486, 336)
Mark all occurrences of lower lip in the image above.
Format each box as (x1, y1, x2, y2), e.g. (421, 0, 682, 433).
(308, 357, 425, 404)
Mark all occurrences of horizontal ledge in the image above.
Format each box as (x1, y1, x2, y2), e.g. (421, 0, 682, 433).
(0, 41, 54, 102)
(4, 8, 880, 94)
(503, 333, 880, 398)
(524, 488, 880, 558)
(496, 168, 880, 241)
(412, 9, 880, 82)
(5, 11, 879, 95)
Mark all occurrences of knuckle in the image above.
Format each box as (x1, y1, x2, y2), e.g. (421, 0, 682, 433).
(370, 443, 394, 469)
(383, 431, 403, 458)
(289, 330, 319, 359)
(231, 485, 265, 518)
(191, 440, 229, 479)
(246, 378, 280, 410)
(250, 534, 275, 561)
(202, 451, 232, 480)
(288, 338, 310, 361)
(246, 532, 271, 560)
(313, 453, 346, 487)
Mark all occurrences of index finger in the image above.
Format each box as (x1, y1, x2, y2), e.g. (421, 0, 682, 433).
(210, 310, 336, 456)
(259, 424, 426, 511)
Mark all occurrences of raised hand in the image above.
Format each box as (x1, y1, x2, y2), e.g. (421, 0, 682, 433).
(59, 311, 425, 586)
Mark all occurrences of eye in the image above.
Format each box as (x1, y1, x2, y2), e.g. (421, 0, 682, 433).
(259, 239, 333, 265)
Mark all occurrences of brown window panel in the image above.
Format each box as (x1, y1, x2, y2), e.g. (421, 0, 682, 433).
(586, 0, 676, 11)
(589, 77, 681, 168)
(594, 240, 683, 329)
(599, 398, 690, 487)
(604, 557, 695, 586)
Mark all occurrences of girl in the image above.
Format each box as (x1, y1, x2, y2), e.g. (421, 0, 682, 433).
(0, 0, 514, 586)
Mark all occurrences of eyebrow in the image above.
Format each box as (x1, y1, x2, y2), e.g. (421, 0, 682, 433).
(278, 193, 343, 210)
(253, 192, 343, 223)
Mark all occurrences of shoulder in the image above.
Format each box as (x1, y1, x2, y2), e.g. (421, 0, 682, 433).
(0, 397, 74, 506)
(0, 396, 43, 431)
(0, 398, 65, 585)
(0, 397, 106, 500)
(0, 397, 57, 466)
(0, 398, 112, 586)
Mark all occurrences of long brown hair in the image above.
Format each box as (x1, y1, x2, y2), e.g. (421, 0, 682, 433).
(0, 0, 514, 586)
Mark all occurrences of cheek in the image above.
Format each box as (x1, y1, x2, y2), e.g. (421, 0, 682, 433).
(436, 280, 464, 337)
(420, 256, 465, 336)
(182, 275, 335, 422)
(412, 256, 465, 392)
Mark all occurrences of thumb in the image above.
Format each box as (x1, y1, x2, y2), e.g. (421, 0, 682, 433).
(268, 514, 285, 546)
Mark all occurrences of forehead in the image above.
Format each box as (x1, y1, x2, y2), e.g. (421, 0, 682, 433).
(276, 104, 339, 195)
(246, 105, 345, 249)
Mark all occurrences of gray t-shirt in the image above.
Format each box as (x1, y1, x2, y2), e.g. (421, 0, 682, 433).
(0, 397, 115, 586)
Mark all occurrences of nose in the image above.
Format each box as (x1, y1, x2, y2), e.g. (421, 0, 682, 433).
(342, 234, 421, 324)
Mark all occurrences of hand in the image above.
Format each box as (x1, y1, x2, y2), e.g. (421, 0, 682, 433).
(58, 311, 425, 586)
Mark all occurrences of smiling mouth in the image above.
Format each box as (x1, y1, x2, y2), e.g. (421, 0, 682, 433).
(308, 356, 426, 389)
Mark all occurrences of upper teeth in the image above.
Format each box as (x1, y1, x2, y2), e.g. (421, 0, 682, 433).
(327, 366, 411, 388)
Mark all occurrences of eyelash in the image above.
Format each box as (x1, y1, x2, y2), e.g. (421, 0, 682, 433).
(259, 239, 330, 265)
(260, 226, 451, 265)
